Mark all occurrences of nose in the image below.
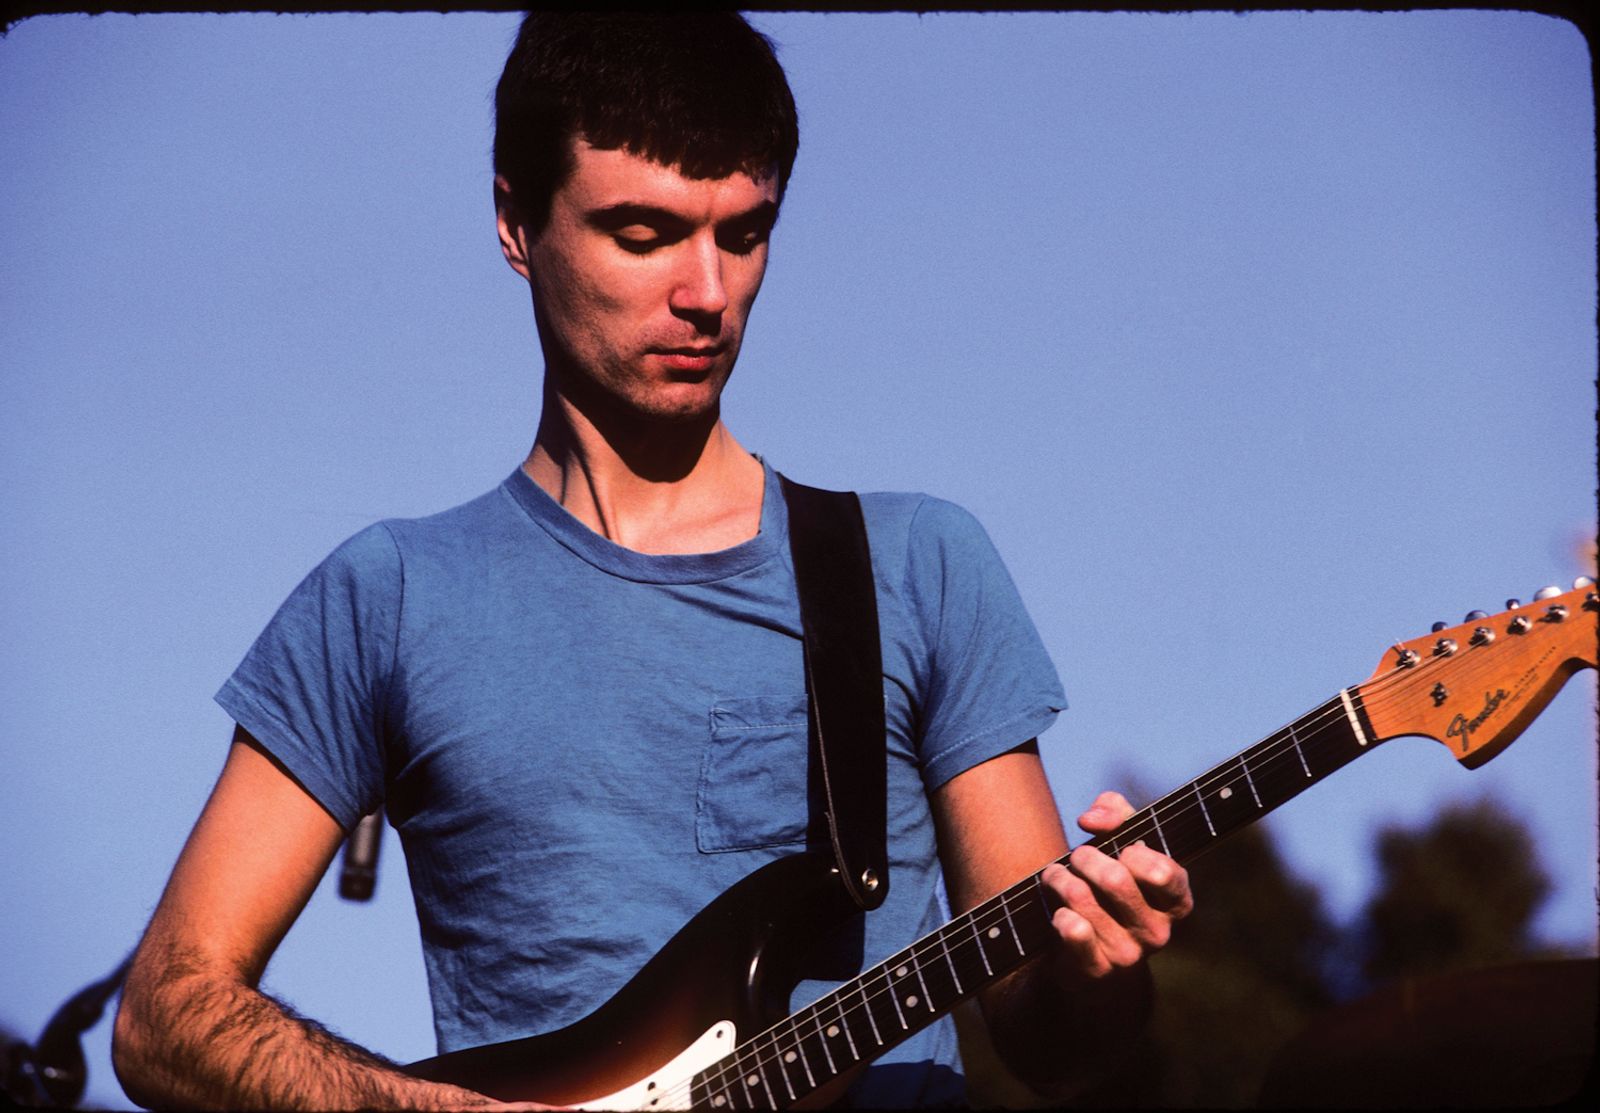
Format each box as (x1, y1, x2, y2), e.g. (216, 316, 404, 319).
(668, 236, 728, 327)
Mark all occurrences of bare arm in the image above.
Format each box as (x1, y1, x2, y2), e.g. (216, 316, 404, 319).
(931, 743, 1193, 1100)
(112, 729, 512, 1111)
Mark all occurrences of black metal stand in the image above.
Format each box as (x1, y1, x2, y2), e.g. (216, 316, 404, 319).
(3, 954, 131, 1108)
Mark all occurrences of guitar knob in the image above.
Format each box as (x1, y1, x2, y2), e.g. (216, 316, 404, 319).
(1464, 610, 1489, 621)
(1533, 585, 1563, 601)
(1431, 621, 1448, 632)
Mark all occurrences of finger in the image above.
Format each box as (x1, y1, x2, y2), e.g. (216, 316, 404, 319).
(1117, 843, 1194, 919)
(1064, 845, 1175, 951)
(1075, 790, 1134, 835)
(1048, 902, 1110, 978)
(1039, 862, 1145, 972)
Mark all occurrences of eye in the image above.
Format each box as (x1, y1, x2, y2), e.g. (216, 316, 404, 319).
(718, 218, 773, 256)
(613, 227, 665, 254)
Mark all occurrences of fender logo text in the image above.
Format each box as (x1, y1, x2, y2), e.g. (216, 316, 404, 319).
(1447, 689, 1510, 753)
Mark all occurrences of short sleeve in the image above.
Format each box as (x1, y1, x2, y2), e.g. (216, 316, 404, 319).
(903, 498, 1066, 790)
(214, 523, 401, 830)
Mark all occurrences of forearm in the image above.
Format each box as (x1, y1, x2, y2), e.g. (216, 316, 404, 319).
(113, 945, 492, 1111)
(979, 950, 1153, 1100)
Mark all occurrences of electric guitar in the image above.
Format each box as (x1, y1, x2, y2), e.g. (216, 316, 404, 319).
(407, 581, 1598, 1109)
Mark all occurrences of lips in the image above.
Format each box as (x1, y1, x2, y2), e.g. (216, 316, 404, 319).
(655, 345, 725, 357)
(651, 344, 726, 374)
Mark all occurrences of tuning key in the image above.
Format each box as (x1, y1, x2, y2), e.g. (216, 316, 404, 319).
(1430, 621, 1448, 632)
(1464, 610, 1489, 621)
(1533, 585, 1563, 601)
(1505, 599, 1521, 609)
(1576, 576, 1595, 589)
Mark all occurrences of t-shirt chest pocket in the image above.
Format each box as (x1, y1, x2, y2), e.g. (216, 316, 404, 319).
(696, 693, 811, 853)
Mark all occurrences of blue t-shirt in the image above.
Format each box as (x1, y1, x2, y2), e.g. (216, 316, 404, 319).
(216, 461, 1065, 1107)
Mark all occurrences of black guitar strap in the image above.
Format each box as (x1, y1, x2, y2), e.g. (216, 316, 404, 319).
(779, 475, 889, 912)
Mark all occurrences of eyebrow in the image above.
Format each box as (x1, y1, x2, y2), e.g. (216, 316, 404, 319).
(586, 199, 779, 232)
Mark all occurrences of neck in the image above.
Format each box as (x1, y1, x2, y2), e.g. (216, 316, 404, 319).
(523, 377, 764, 555)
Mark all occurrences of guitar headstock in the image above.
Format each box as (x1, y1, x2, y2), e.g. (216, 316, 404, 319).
(1358, 580, 1598, 768)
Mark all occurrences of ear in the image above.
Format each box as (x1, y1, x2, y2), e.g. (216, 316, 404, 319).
(494, 175, 533, 280)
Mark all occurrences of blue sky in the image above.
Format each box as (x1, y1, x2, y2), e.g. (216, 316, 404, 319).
(2, 12, 1594, 1108)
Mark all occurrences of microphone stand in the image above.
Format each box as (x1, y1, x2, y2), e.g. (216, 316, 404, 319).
(4, 813, 382, 1107)
(4, 953, 132, 1108)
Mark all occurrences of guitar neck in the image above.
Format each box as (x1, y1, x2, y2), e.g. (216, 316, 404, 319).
(690, 687, 1379, 1108)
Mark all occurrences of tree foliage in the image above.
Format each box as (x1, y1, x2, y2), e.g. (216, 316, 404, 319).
(1357, 796, 1552, 987)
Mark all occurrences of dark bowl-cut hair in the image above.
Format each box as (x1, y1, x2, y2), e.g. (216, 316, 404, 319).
(494, 12, 800, 234)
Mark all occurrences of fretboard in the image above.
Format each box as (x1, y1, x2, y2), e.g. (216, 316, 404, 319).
(689, 687, 1378, 1109)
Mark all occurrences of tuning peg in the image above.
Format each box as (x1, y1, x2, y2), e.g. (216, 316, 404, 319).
(1576, 576, 1596, 589)
(1533, 585, 1563, 601)
(1464, 610, 1489, 621)
(1505, 599, 1521, 609)
(1430, 621, 1448, 632)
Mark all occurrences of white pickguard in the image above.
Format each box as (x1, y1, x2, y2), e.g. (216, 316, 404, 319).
(584, 1019, 738, 1110)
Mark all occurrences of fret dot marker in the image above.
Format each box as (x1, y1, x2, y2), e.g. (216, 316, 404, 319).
(906, 994, 919, 1008)
(712, 1098, 726, 1108)
(987, 927, 1001, 939)
(895, 965, 909, 978)
(747, 1075, 760, 1087)
(784, 1051, 797, 1064)
(1220, 786, 1233, 800)
(827, 1025, 840, 1038)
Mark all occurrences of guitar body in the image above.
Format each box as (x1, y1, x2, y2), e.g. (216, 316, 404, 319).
(407, 852, 860, 1108)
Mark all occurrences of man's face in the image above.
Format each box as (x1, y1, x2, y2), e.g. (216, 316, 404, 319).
(499, 139, 780, 424)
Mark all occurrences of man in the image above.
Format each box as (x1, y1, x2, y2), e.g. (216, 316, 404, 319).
(113, 13, 1192, 1109)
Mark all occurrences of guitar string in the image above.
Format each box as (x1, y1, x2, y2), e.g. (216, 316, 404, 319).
(654, 882, 1039, 1110)
(651, 633, 1538, 1108)
(665, 675, 1381, 1110)
(674, 651, 1483, 1110)
(661, 649, 1483, 1110)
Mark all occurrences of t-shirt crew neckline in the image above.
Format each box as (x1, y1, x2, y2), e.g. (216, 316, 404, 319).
(500, 459, 788, 585)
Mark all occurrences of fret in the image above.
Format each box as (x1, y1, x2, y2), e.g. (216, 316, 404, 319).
(780, 1023, 819, 1093)
(883, 963, 910, 1030)
(1147, 805, 1171, 856)
(969, 912, 995, 977)
(1288, 721, 1311, 777)
(831, 992, 860, 1060)
(1243, 757, 1261, 807)
(805, 1004, 837, 1075)
(733, 1054, 757, 1109)
(756, 1051, 784, 1105)
(939, 930, 964, 995)
(903, 937, 952, 1018)
(1002, 898, 1025, 956)
(855, 979, 884, 1046)
(1191, 781, 1216, 837)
